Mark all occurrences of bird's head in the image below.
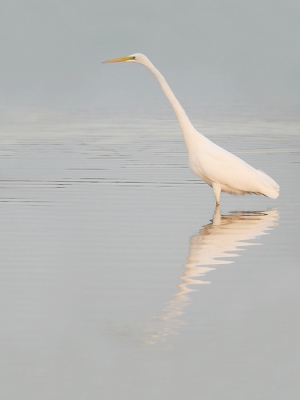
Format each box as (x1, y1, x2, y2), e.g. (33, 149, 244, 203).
(102, 53, 148, 65)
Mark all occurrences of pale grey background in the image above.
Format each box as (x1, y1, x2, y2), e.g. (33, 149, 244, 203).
(0, 0, 299, 112)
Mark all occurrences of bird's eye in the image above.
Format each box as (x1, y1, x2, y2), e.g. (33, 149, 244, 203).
(131, 56, 136, 60)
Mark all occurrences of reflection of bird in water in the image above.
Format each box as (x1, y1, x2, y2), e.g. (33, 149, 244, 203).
(103, 53, 279, 204)
(143, 207, 279, 345)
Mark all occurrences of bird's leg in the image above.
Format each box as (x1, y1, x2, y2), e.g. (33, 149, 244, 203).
(212, 182, 221, 205)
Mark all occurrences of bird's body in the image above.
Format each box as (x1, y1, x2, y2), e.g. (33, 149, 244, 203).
(187, 133, 279, 200)
(103, 53, 279, 204)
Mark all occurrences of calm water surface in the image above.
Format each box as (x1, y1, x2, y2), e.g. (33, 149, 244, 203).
(0, 109, 299, 399)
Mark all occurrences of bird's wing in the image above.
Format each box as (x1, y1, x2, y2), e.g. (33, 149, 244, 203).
(193, 142, 275, 193)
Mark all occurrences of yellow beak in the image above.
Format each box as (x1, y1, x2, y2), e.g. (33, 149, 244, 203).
(102, 56, 133, 63)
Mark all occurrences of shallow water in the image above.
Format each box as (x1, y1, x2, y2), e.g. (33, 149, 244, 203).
(0, 109, 299, 399)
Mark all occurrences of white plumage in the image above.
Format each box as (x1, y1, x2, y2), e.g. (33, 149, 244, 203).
(103, 53, 279, 204)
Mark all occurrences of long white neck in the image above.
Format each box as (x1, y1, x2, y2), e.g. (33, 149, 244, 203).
(141, 59, 200, 149)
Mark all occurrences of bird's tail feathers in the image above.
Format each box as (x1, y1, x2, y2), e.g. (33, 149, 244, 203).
(256, 169, 280, 199)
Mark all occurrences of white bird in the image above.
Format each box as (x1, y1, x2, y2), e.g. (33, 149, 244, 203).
(103, 53, 279, 205)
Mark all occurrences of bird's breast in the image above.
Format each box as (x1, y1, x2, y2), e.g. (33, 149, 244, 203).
(189, 155, 213, 187)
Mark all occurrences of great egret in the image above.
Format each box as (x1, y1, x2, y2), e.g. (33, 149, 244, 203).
(103, 53, 279, 204)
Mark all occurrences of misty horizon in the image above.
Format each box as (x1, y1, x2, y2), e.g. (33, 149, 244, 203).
(0, 0, 299, 114)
